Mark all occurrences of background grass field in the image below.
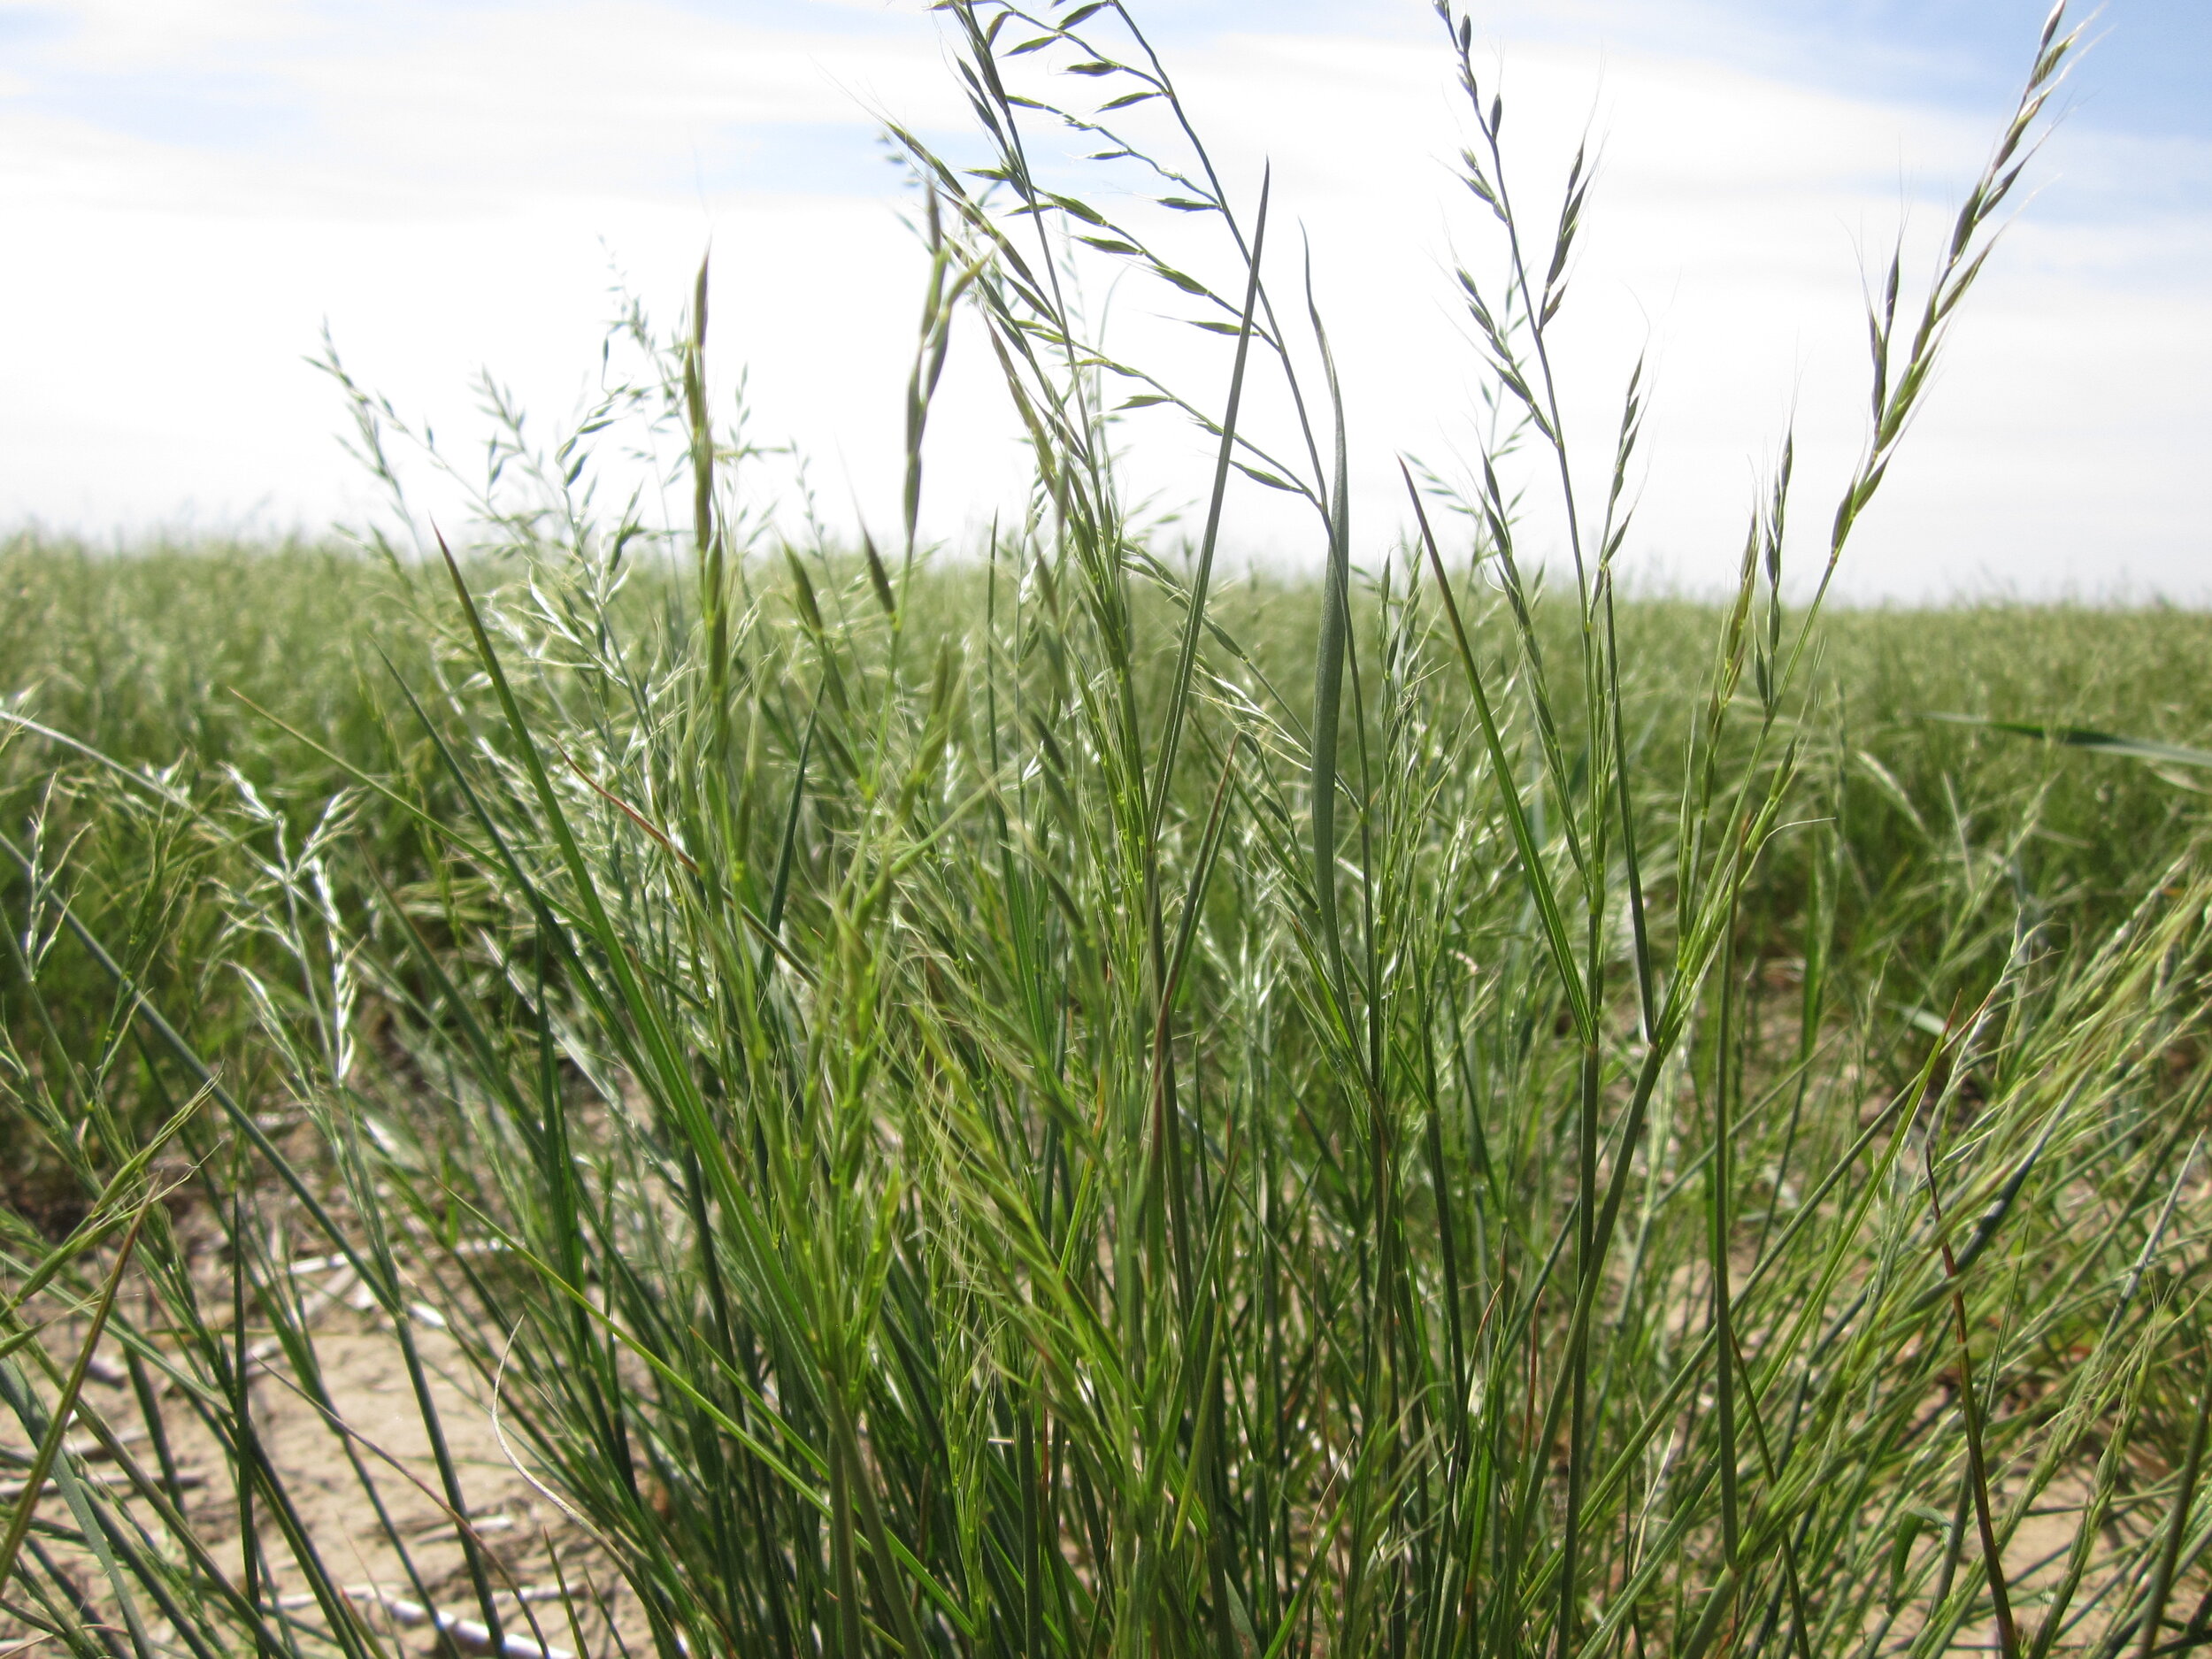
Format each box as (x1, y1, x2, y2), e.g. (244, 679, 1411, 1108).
(4, 3, 2209, 1656)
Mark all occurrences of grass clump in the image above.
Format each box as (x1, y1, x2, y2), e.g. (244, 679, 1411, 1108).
(4, 4, 2210, 1658)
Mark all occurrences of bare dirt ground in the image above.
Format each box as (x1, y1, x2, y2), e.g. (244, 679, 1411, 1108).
(4, 1252, 643, 1658)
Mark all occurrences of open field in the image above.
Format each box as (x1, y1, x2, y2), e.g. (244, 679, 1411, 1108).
(4, 3, 2209, 1656)
(3, 533, 2207, 1658)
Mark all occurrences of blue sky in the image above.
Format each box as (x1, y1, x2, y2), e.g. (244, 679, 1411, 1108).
(1713, 1, 2208, 142)
(10, 2, 2208, 181)
(1, 0, 2205, 599)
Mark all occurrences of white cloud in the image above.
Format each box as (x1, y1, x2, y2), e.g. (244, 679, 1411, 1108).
(3, 2, 961, 212)
(11, 0, 330, 67)
(0, 1, 2204, 600)
(279, 5, 961, 196)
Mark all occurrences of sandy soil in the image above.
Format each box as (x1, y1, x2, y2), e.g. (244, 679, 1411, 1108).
(3, 1256, 641, 1658)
